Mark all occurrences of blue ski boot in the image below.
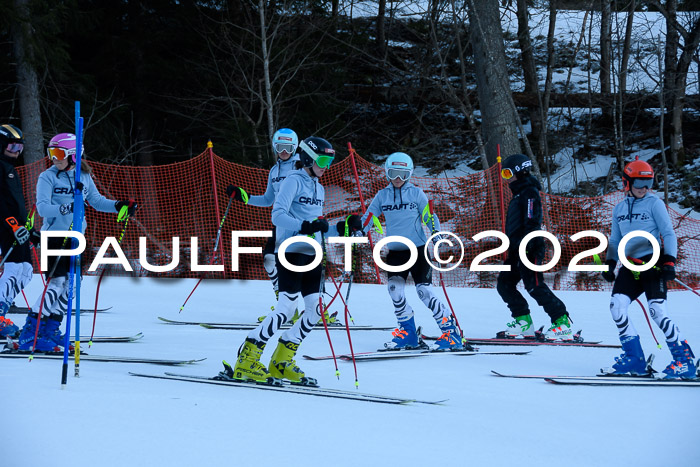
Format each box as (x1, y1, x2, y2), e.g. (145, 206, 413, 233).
(0, 301, 19, 338)
(431, 317, 466, 351)
(605, 335, 647, 375)
(383, 316, 421, 350)
(17, 312, 60, 352)
(663, 339, 697, 380)
(41, 314, 66, 347)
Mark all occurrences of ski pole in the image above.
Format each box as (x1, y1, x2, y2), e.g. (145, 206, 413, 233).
(64, 109, 85, 383)
(328, 265, 359, 388)
(635, 299, 662, 349)
(30, 223, 73, 360)
(318, 230, 340, 379)
(0, 216, 23, 269)
(674, 278, 700, 299)
(178, 193, 235, 313)
(427, 200, 465, 339)
(90, 205, 133, 346)
(593, 254, 661, 348)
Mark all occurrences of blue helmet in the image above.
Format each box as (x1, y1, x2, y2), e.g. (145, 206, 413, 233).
(272, 128, 298, 157)
(385, 152, 414, 181)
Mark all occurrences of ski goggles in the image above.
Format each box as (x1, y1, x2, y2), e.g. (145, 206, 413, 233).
(47, 146, 75, 161)
(6, 143, 23, 153)
(501, 168, 515, 180)
(274, 143, 295, 154)
(313, 155, 334, 169)
(387, 168, 412, 181)
(631, 178, 653, 189)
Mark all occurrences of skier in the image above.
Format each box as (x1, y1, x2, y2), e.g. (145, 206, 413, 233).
(497, 153, 573, 341)
(601, 159, 696, 379)
(0, 124, 38, 337)
(15, 132, 137, 351)
(358, 152, 465, 351)
(226, 128, 299, 310)
(224, 136, 334, 384)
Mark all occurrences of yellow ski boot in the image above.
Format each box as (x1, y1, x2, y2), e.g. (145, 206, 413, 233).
(269, 339, 317, 386)
(227, 338, 277, 384)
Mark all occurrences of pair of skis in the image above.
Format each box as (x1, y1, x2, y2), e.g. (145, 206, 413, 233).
(158, 317, 619, 348)
(158, 316, 393, 331)
(129, 370, 446, 405)
(492, 356, 700, 387)
(303, 348, 530, 361)
(0, 350, 204, 365)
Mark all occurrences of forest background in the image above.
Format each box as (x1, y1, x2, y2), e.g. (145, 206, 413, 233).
(1, 0, 699, 211)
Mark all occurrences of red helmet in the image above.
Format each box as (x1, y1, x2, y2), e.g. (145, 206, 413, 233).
(622, 160, 654, 190)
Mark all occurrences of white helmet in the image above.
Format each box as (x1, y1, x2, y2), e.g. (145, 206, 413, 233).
(385, 152, 414, 181)
(272, 128, 298, 157)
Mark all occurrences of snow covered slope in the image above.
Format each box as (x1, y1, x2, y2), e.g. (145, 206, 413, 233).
(6, 276, 700, 466)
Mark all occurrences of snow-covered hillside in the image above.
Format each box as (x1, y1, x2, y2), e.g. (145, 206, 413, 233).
(6, 276, 700, 467)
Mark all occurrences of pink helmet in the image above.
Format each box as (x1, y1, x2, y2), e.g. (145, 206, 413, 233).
(47, 133, 83, 163)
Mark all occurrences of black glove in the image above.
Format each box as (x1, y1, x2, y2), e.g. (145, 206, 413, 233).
(115, 200, 138, 217)
(75, 181, 84, 192)
(300, 219, 329, 235)
(527, 236, 546, 262)
(29, 228, 41, 247)
(59, 203, 73, 216)
(601, 259, 617, 283)
(661, 255, 676, 282)
(336, 214, 363, 236)
(226, 185, 246, 203)
(13, 226, 29, 245)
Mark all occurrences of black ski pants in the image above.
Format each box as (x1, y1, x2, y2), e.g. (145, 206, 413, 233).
(496, 254, 567, 322)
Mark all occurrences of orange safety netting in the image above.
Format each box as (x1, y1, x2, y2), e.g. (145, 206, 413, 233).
(9, 146, 700, 292)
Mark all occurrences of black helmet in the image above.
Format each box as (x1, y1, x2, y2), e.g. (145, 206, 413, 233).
(0, 124, 24, 153)
(298, 136, 335, 169)
(501, 153, 532, 180)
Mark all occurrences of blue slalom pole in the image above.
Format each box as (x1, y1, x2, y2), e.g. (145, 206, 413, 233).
(61, 102, 84, 386)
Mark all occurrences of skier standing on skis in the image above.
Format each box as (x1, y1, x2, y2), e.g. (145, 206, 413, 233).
(225, 136, 335, 385)
(15, 132, 137, 351)
(226, 129, 299, 316)
(601, 159, 696, 379)
(357, 152, 465, 351)
(497, 153, 573, 341)
(0, 124, 38, 338)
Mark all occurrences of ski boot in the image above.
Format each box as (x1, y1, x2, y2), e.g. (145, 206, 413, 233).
(228, 338, 275, 383)
(499, 314, 535, 339)
(0, 302, 19, 338)
(383, 316, 423, 350)
(602, 335, 647, 376)
(431, 317, 468, 351)
(16, 312, 60, 352)
(318, 309, 338, 326)
(543, 314, 574, 341)
(662, 339, 697, 380)
(269, 338, 317, 386)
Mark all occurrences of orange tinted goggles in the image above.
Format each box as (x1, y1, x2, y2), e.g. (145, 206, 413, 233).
(501, 168, 514, 180)
(47, 147, 75, 161)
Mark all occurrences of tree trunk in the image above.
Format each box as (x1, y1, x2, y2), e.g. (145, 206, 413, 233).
(599, 0, 612, 121)
(467, 0, 521, 166)
(619, 0, 636, 96)
(515, 0, 543, 165)
(377, 0, 386, 57)
(259, 0, 274, 166)
(11, 0, 43, 166)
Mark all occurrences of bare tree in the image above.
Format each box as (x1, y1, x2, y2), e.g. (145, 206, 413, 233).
(515, 0, 545, 164)
(11, 0, 43, 165)
(466, 0, 522, 165)
(600, 0, 613, 120)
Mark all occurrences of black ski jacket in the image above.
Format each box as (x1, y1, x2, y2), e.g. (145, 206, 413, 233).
(504, 174, 543, 255)
(0, 154, 28, 236)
